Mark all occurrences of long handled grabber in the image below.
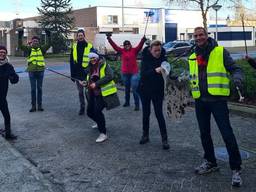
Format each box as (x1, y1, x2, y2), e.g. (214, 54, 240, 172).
(236, 86, 245, 102)
(46, 67, 89, 100)
(144, 10, 154, 36)
(45, 67, 81, 82)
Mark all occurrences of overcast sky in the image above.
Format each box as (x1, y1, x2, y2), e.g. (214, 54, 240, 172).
(0, 0, 253, 21)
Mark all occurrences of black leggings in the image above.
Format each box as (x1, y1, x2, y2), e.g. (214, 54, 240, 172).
(87, 95, 106, 134)
(0, 99, 11, 134)
(140, 94, 168, 141)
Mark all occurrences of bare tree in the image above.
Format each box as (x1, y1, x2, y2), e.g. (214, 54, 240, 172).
(165, 0, 237, 30)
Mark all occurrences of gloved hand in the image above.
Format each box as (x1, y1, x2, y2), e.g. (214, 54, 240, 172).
(142, 35, 147, 42)
(234, 79, 243, 90)
(106, 33, 112, 38)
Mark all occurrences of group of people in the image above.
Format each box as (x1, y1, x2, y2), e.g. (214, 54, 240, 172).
(1, 26, 255, 187)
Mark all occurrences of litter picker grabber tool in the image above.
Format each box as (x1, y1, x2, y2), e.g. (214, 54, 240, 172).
(144, 10, 154, 36)
(236, 86, 244, 102)
(45, 67, 81, 82)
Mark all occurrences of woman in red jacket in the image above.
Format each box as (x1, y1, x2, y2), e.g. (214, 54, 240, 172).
(107, 34, 146, 111)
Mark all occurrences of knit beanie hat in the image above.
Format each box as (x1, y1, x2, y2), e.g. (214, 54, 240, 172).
(0, 45, 7, 53)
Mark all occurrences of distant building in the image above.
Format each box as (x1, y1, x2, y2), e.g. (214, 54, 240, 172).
(1, 6, 204, 55)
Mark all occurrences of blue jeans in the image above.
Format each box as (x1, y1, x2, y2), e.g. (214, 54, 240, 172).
(122, 73, 140, 107)
(195, 99, 242, 170)
(29, 71, 44, 106)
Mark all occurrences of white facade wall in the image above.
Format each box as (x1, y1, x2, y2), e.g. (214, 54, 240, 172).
(164, 9, 204, 40)
(208, 26, 255, 47)
(96, 7, 203, 42)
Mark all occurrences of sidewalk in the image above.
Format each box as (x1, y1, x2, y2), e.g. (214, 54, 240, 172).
(0, 136, 60, 192)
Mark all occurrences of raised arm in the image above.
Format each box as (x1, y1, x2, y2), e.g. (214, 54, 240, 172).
(106, 34, 123, 53)
(134, 36, 146, 53)
(41, 30, 51, 55)
(18, 29, 31, 54)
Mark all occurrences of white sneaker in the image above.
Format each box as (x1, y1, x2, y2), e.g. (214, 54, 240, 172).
(232, 170, 242, 187)
(91, 124, 98, 129)
(96, 134, 108, 143)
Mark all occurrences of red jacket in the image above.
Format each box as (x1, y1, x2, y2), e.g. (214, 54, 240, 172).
(107, 37, 145, 74)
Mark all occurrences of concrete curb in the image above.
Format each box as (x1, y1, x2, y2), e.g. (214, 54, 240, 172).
(228, 102, 256, 118)
(0, 136, 57, 192)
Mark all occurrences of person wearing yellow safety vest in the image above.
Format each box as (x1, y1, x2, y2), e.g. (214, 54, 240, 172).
(79, 52, 120, 143)
(70, 29, 95, 115)
(190, 27, 243, 187)
(18, 30, 51, 112)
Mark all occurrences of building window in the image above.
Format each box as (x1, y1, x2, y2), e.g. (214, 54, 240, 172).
(107, 15, 118, 24)
(217, 31, 252, 41)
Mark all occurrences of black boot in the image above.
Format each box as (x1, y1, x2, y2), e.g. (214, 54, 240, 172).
(139, 135, 149, 144)
(29, 105, 36, 112)
(79, 107, 85, 115)
(123, 103, 130, 107)
(38, 104, 44, 111)
(162, 140, 170, 150)
(5, 124, 17, 140)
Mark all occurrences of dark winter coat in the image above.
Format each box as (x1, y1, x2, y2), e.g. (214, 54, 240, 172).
(0, 63, 19, 102)
(138, 46, 167, 97)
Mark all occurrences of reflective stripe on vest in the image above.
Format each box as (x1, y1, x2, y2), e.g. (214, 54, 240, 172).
(27, 48, 45, 66)
(86, 63, 117, 97)
(72, 42, 92, 68)
(188, 46, 230, 99)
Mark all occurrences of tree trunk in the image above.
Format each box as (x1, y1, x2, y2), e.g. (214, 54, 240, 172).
(202, 11, 208, 30)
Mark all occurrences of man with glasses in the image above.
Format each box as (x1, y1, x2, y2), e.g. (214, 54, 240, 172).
(189, 27, 243, 187)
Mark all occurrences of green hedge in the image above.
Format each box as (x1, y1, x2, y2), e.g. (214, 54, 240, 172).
(106, 57, 256, 99)
(232, 59, 256, 99)
(106, 60, 122, 84)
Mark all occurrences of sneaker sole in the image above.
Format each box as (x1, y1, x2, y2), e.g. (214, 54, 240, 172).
(232, 181, 242, 187)
(195, 166, 220, 175)
(96, 138, 108, 143)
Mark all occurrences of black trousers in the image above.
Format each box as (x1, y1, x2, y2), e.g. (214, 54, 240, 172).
(87, 95, 106, 134)
(195, 99, 242, 170)
(0, 99, 11, 135)
(140, 93, 168, 141)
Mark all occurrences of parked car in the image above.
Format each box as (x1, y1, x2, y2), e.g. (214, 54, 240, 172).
(163, 41, 192, 57)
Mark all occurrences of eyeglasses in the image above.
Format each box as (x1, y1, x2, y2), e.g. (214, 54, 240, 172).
(0, 51, 6, 54)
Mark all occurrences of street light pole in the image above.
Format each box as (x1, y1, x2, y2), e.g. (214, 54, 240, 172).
(122, 0, 124, 32)
(212, 4, 222, 43)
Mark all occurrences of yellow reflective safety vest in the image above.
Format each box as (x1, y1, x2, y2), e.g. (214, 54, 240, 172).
(72, 42, 92, 68)
(188, 46, 230, 99)
(27, 48, 46, 66)
(87, 63, 117, 97)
